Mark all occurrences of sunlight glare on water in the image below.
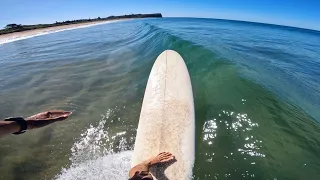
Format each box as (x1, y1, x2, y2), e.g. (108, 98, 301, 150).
(201, 99, 265, 179)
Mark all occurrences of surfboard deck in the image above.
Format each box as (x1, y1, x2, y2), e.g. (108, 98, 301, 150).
(132, 50, 195, 180)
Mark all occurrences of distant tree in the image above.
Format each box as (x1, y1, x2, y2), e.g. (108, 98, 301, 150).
(5, 24, 22, 29)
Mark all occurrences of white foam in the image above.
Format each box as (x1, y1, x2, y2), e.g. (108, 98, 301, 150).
(56, 151, 132, 180)
(55, 109, 132, 180)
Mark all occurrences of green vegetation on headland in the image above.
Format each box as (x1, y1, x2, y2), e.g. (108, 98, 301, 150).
(0, 13, 162, 35)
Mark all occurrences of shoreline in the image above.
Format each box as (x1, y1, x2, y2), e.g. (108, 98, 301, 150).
(0, 19, 127, 45)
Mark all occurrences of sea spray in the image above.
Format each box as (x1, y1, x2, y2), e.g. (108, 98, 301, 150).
(56, 109, 132, 180)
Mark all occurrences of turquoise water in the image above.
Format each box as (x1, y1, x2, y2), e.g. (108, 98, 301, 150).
(0, 18, 320, 180)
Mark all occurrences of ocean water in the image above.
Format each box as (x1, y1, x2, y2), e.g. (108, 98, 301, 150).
(0, 18, 320, 180)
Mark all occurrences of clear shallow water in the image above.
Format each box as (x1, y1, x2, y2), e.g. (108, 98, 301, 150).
(0, 18, 320, 180)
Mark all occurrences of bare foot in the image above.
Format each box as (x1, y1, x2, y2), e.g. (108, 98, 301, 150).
(148, 152, 175, 166)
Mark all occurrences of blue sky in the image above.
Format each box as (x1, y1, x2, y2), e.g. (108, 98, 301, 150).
(1, 0, 319, 30)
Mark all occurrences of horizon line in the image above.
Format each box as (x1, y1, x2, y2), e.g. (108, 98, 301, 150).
(164, 16, 320, 32)
(2, 15, 319, 33)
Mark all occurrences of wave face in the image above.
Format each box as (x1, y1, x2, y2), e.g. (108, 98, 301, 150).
(0, 18, 320, 180)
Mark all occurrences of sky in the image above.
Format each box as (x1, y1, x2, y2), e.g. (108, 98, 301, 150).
(0, 0, 319, 30)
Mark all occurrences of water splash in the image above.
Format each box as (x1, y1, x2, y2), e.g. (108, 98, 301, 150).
(56, 151, 131, 180)
(55, 109, 132, 180)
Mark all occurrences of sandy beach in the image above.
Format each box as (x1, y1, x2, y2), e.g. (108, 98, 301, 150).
(0, 19, 124, 45)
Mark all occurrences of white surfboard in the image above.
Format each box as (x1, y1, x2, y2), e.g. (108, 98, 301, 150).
(132, 50, 195, 180)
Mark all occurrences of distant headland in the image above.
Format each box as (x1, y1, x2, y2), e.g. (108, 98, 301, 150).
(0, 13, 162, 35)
